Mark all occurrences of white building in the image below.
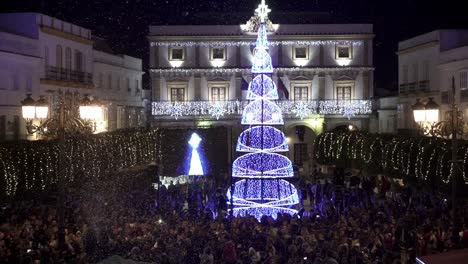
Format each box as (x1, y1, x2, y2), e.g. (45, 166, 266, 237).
(0, 30, 41, 140)
(0, 13, 144, 140)
(397, 30, 468, 131)
(148, 7, 375, 175)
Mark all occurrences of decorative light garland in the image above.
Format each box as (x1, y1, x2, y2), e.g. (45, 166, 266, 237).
(314, 131, 466, 185)
(0, 129, 161, 197)
(150, 40, 363, 47)
(152, 100, 372, 120)
(150, 66, 375, 74)
(228, 22, 299, 220)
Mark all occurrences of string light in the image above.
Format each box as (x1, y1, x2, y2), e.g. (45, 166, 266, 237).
(0, 129, 161, 196)
(150, 66, 374, 74)
(152, 100, 372, 120)
(237, 126, 288, 153)
(150, 40, 363, 47)
(314, 131, 462, 184)
(229, 21, 299, 220)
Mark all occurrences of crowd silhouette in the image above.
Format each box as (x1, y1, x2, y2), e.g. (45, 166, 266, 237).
(0, 167, 467, 263)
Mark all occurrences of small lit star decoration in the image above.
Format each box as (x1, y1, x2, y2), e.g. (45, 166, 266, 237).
(209, 102, 227, 120)
(255, 0, 271, 23)
(170, 102, 183, 120)
(343, 103, 356, 120)
(292, 101, 311, 120)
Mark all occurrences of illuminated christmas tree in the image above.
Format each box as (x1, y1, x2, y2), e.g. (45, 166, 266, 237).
(227, 1, 299, 220)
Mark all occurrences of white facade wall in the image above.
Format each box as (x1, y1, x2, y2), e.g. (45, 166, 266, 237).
(398, 30, 468, 131)
(0, 32, 41, 140)
(0, 13, 144, 140)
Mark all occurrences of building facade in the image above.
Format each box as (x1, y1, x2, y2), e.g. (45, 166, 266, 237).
(397, 30, 468, 131)
(0, 13, 144, 140)
(148, 12, 375, 176)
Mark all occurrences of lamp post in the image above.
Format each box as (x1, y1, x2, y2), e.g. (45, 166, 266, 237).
(21, 92, 103, 250)
(412, 77, 467, 226)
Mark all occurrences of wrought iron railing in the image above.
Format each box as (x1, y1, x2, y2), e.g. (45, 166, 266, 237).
(400, 81, 430, 94)
(44, 66, 93, 84)
(151, 99, 372, 120)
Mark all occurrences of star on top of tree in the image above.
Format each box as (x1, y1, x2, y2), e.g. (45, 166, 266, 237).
(255, 0, 271, 23)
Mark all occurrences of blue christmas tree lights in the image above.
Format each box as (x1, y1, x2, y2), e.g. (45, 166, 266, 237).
(228, 3, 299, 220)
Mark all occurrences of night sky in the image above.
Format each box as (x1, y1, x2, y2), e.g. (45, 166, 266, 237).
(2, 0, 468, 94)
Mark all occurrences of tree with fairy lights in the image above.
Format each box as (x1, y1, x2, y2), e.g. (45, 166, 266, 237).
(226, 0, 299, 220)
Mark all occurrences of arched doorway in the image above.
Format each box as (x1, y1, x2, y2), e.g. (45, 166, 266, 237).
(284, 124, 317, 177)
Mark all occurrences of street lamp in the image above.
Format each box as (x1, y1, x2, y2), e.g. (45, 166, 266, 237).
(21, 91, 104, 251)
(22, 92, 103, 137)
(412, 76, 466, 227)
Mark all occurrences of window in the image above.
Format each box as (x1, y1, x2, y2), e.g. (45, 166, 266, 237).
(337, 86, 352, 100)
(293, 46, 308, 60)
(211, 86, 227, 101)
(402, 65, 409, 84)
(44, 46, 49, 66)
(169, 47, 184, 60)
(336, 45, 352, 59)
(294, 143, 308, 166)
(135, 79, 140, 95)
(422, 60, 429, 81)
(293, 86, 308, 101)
(117, 76, 121, 90)
(98, 73, 103, 89)
(108, 74, 112, 89)
(75, 51, 83, 72)
(210, 47, 226, 60)
(412, 63, 418, 83)
(65, 47, 71, 70)
(460, 71, 468, 90)
(170, 88, 185, 101)
(56, 45, 62, 68)
(126, 77, 130, 92)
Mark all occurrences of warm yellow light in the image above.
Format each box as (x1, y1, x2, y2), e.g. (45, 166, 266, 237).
(169, 61, 183, 68)
(425, 109, 439, 123)
(348, 125, 353, 131)
(22, 106, 36, 119)
(294, 59, 309, 67)
(211, 60, 226, 68)
(35, 106, 49, 119)
(336, 59, 351, 66)
(413, 109, 426, 123)
(79, 105, 95, 120)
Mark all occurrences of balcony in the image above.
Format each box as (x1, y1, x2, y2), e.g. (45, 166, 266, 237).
(42, 66, 93, 88)
(400, 81, 430, 94)
(151, 99, 372, 120)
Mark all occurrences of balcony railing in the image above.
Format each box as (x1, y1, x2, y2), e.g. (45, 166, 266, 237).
(400, 81, 430, 94)
(151, 99, 372, 120)
(44, 66, 93, 84)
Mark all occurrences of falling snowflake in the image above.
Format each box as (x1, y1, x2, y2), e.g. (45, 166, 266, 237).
(170, 102, 184, 120)
(209, 103, 226, 120)
(342, 104, 356, 120)
(292, 101, 311, 120)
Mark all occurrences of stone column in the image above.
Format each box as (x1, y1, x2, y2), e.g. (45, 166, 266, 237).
(236, 46, 241, 67)
(152, 73, 161, 101)
(235, 72, 242, 100)
(278, 43, 283, 67)
(363, 40, 369, 66)
(319, 44, 324, 66)
(194, 73, 201, 100)
(318, 73, 326, 99)
(151, 45, 159, 68)
(363, 72, 370, 99)
(195, 46, 200, 67)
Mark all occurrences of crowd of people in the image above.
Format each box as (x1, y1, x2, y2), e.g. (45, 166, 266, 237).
(0, 166, 467, 264)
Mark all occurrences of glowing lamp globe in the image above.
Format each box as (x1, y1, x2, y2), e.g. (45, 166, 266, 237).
(21, 94, 36, 120)
(35, 96, 49, 119)
(424, 97, 439, 123)
(412, 99, 426, 123)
